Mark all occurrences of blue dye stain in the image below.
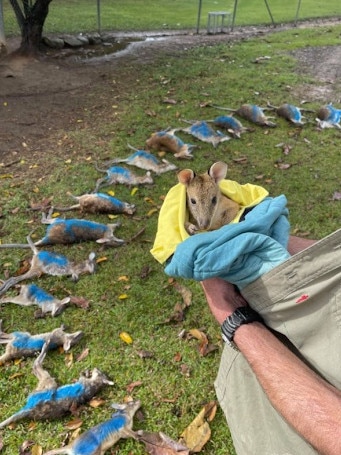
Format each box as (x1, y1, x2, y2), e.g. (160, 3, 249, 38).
(107, 167, 131, 178)
(214, 116, 241, 129)
(251, 105, 263, 121)
(130, 150, 159, 164)
(23, 390, 54, 410)
(55, 382, 84, 400)
(12, 333, 44, 350)
(97, 193, 123, 209)
(72, 414, 127, 454)
(27, 284, 54, 303)
(326, 104, 341, 122)
(189, 121, 216, 138)
(12, 332, 58, 350)
(37, 251, 69, 267)
(22, 382, 85, 411)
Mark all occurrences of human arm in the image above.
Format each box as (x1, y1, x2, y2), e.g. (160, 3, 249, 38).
(200, 237, 341, 455)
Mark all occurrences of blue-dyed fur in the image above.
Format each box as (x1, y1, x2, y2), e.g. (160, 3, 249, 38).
(43, 400, 141, 455)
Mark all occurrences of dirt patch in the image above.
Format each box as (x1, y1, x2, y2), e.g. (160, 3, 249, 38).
(1, 18, 341, 168)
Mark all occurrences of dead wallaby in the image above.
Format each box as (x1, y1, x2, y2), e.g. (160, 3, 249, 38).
(42, 400, 141, 455)
(0, 234, 96, 297)
(0, 321, 83, 364)
(177, 161, 240, 235)
(0, 339, 114, 428)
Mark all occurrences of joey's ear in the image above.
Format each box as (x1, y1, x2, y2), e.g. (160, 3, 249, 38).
(208, 161, 228, 183)
(177, 169, 195, 185)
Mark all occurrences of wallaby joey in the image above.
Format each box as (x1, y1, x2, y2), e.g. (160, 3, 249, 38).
(177, 161, 240, 235)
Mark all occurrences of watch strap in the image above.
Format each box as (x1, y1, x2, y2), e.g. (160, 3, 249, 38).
(221, 306, 263, 344)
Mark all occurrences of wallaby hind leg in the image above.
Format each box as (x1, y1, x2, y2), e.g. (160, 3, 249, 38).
(33, 341, 58, 391)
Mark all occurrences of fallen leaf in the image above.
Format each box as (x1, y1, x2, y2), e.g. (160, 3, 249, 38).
(96, 256, 108, 264)
(140, 265, 152, 279)
(179, 402, 217, 452)
(89, 397, 105, 408)
(65, 418, 83, 430)
(118, 275, 130, 281)
(76, 348, 89, 362)
(70, 295, 90, 309)
(147, 208, 158, 217)
(119, 331, 133, 344)
(118, 293, 129, 300)
(276, 163, 292, 170)
(30, 197, 53, 212)
(172, 282, 192, 308)
(126, 380, 143, 393)
(138, 430, 189, 455)
(188, 329, 218, 356)
(232, 156, 248, 164)
(331, 191, 341, 201)
(9, 372, 24, 380)
(163, 98, 177, 105)
(65, 351, 73, 368)
(173, 352, 182, 362)
(136, 349, 154, 359)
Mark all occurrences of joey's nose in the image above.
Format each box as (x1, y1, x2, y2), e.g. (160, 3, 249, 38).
(198, 218, 211, 230)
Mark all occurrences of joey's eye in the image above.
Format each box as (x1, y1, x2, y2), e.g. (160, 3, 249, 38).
(212, 196, 217, 205)
(190, 198, 196, 205)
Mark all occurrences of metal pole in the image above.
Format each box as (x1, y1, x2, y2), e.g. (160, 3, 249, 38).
(264, 0, 276, 27)
(231, 0, 238, 31)
(97, 0, 101, 34)
(196, 0, 202, 34)
(295, 0, 302, 26)
(0, 0, 6, 52)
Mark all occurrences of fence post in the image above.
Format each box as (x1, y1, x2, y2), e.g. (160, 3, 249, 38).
(97, 0, 101, 34)
(0, 0, 6, 54)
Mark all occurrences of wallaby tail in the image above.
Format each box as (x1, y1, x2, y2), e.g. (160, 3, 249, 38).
(0, 243, 31, 248)
(0, 274, 32, 297)
(0, 410, 29, 429)
(43, 447, 70, 455)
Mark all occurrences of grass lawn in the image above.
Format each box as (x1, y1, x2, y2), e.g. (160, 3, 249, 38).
(2, 0, 341, 35)
(0, 8, 341, 455)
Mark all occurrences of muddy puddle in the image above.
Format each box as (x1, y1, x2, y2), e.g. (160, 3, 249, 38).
(59, 35, 167, 64)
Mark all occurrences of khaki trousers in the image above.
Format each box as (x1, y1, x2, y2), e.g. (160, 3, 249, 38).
(215, 229, 341, 455)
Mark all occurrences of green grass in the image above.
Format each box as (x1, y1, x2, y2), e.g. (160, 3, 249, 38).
(2, 0, 341, 36)
(0, 22, 341, 455)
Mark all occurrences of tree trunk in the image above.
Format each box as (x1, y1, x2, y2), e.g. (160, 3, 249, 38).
(15, 0, 53, 55)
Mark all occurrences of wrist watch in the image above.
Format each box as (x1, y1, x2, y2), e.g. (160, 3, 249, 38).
(221, 306, 263, 346)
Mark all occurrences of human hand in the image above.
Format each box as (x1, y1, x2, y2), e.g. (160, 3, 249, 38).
(201, 277, 248, 325)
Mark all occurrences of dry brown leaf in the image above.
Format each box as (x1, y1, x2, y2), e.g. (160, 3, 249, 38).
(276, 162, 292, 170)
(179, 401, 217, 452)
(173, 282, 192, 308)
(65, 418, 83, 430)
(136, 349, 154, 359)
(173, 352, 182, 362)
(89, 397, 105, 408)
(138, 430, 189, 455)
(126, 380, 143, 394)
(9, 372, 24, 380)
(76, 347, 90, 362)
(69, 295, 90, 309)
(65, 351, 74, 368)
(163, 98, 177, 105)
(188, 329, 218, 356)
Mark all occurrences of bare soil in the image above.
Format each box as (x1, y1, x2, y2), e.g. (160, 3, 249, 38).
(1, 18, 341, 173)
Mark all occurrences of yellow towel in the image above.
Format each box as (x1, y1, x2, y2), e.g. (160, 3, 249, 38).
(150, 179, 269, 264)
